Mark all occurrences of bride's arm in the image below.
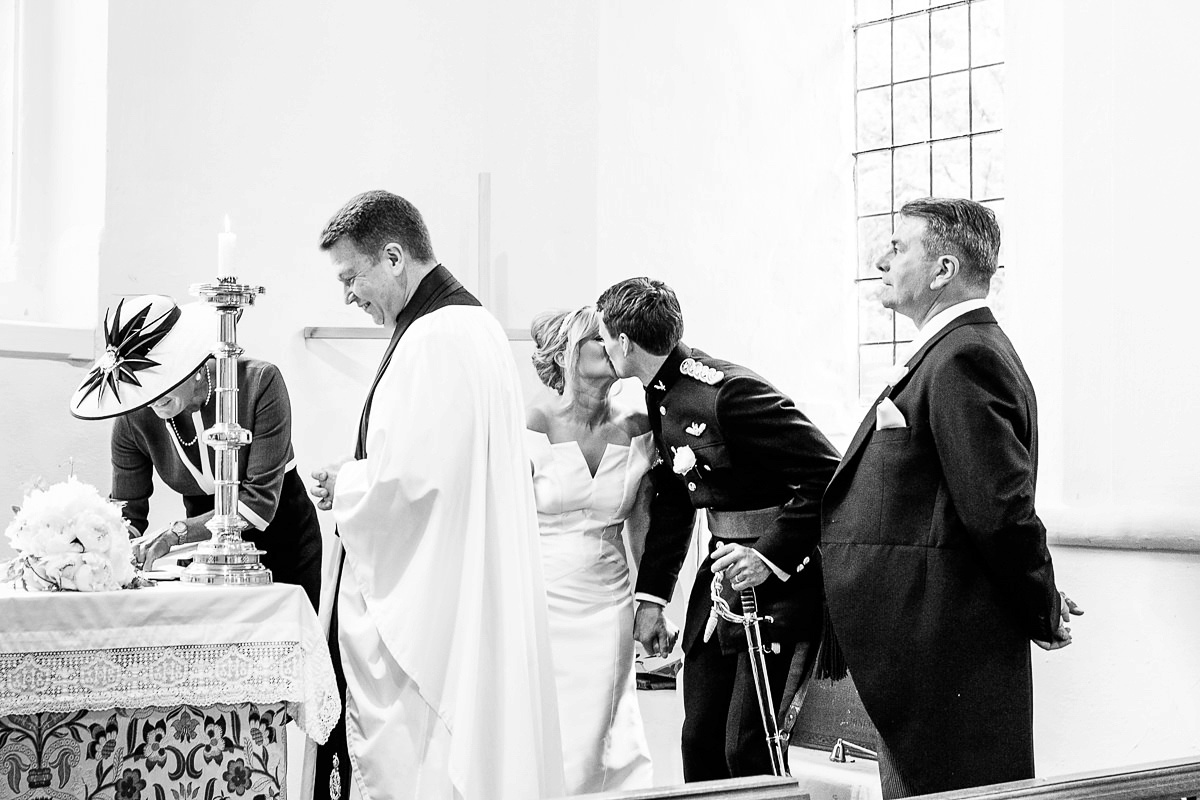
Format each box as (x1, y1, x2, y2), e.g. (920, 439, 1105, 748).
(625, 472, 653, 575)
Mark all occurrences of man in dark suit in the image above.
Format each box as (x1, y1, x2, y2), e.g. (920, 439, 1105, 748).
(821, 198, 1082, 798)
(597, 277, 841, 781)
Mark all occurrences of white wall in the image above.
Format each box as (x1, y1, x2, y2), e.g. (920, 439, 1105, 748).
(1, 0, 1199, 789)
(95, 0, 602, 535)
(596, 1, 859, 440)
(1037, 545, 1200, 774)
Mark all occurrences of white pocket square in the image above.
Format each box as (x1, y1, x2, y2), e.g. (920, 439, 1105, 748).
(875, 397, 907, 430)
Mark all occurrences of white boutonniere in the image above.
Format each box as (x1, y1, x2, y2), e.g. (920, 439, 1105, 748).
(685, 422, 707, 437)
(886, 364, 909, 389)
(672, 445, 697, 475)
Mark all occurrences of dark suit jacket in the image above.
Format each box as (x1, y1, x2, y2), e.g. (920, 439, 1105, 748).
(821, 307, 1062, 794)
(639, 344, 840, 653)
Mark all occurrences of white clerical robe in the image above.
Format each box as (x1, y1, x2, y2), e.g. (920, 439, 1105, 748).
(333, 305, 564, 800)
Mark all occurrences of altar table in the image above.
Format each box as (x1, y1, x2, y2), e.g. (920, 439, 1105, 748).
(0, 583, 339, 799)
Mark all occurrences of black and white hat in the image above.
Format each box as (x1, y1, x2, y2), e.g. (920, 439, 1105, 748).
(70, 295, 217, 420)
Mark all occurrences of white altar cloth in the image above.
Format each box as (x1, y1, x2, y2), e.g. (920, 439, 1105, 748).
(0, 582, 339, 743)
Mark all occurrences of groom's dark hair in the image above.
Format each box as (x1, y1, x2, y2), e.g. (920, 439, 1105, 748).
(597, 277, 684, 356)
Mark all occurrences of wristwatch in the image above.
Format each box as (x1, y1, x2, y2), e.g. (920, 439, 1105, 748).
(167, 520, 187, 547)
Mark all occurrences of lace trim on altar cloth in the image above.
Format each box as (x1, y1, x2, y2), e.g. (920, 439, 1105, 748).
(0, 642, 340, 744)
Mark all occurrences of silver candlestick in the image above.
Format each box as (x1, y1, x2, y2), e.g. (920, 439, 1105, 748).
(180, 276, 272, 587)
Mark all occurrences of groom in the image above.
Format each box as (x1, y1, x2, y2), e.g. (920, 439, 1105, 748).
(821, 197, 1082, 798)
(597, 277, 840, 781)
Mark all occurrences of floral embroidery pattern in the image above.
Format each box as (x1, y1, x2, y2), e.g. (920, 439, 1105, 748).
(0, 703, 289, 799)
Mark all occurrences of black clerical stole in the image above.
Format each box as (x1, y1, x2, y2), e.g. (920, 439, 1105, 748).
(353, 264, 480, 460)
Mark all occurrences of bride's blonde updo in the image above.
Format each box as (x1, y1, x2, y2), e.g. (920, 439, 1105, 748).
(530, 306, 602, 395)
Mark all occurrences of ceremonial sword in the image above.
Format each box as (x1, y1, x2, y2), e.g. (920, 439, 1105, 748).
(706, 571, 790, 777)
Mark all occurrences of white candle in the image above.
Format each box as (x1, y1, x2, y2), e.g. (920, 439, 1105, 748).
(217, 215, 237, 279)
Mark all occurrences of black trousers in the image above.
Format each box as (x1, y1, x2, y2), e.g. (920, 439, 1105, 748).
(877, 737, 920, 799)
(680, 632, 797, 781)
(313, 554, 353, 800)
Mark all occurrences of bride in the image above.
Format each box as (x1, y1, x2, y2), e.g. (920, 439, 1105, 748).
(527, 305, 656, 794)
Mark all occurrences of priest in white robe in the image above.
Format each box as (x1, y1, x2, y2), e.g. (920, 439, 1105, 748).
(310, 190, 564, 800)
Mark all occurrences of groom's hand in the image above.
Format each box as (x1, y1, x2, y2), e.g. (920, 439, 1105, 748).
(634, 602, 679, 658)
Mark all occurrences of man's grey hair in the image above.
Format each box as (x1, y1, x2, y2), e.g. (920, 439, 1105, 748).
(900, 197, 1001, 287)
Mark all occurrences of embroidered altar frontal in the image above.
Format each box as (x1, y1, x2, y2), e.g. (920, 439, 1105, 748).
(0, 583, 340, 800)
(0, 702, 289, 800)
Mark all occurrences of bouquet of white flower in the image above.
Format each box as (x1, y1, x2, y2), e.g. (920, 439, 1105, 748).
(3, 477, 138, 591)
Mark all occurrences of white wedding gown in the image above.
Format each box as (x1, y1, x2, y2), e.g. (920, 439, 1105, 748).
(527, 429, 656, 795)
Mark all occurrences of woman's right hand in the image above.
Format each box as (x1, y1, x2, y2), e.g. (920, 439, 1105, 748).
(133, 530, 174, 572)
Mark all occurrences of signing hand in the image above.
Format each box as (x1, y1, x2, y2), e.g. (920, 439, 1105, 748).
(133, 531, 174, 573)
(711, 542, 771, 590)
(1034, 590, 1084, 651)
(310, 459, 350, 511)
(634, 602, 679, 658)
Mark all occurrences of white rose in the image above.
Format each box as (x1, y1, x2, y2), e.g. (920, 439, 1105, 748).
(37, 553, 80, 589)
(20, 562, 57, 592)
(109, 547, 136, 587)
(77, 553, 117, 591)
(67, 511, 114, 553)
(22, 524, 80, 557)
(672, 445, 698, 475)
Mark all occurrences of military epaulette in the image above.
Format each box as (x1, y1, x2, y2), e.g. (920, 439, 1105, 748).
(680, 358, 724, 385)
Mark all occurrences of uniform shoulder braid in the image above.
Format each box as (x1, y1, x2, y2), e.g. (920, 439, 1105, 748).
(680, 357, 725, 386)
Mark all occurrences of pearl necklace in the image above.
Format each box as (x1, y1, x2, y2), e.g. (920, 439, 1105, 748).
(169, 365, 212, 448)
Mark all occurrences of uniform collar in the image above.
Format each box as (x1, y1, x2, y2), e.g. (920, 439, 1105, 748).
(645, 342, 692, 398)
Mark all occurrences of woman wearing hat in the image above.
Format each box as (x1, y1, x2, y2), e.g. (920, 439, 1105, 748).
(70, 294, 322, 608)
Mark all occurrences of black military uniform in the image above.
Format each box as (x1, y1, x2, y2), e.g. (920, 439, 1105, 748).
(638, 343, 840, 781)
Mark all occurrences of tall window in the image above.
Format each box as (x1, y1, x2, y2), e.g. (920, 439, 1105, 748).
(0, 0, 17, 285)
(853, 0, 1005, 402)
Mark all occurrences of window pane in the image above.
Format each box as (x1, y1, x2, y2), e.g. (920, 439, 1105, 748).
(859, 280, 894, 344)
(971, 64, 1005, 131)
(931, 137, 971, 198)
(972, 132, 1004, 200)
(893, 143, 930, 210)
(857, 22, 891, 88)
(981, 198, 1005, 267)
(930, 5, 969, 74)
(987, 264, 1008, 322)
(860, 343, 900, 403)
(856, 0, 892, 24)
(857, 86, 892, 150)
(893, 0, 929, 15)
(892, 79, 929, 146)
(931, 71, 970, 138)
(893, 15, 930, 83)
(856, 150, 892, 216)
(857, 215, 892, 279)
(971, 0, 1004, 66)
